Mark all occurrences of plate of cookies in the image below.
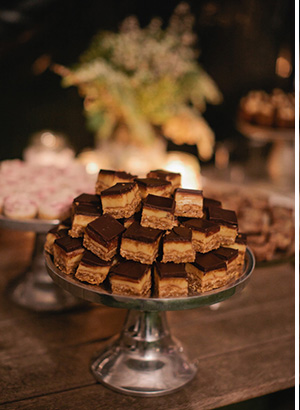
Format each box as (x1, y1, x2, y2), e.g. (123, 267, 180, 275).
(45, 168, 255, 310)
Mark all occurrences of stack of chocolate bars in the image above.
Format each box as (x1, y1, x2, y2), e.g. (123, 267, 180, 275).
(45, 169, 247, 298)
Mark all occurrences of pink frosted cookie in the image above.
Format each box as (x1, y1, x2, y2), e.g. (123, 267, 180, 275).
(3, 194, 38, 220)
(38, 193, 72, 220)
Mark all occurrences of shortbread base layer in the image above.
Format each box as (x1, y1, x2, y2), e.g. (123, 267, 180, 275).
(174, 204, 203, 218)
(219, 226, 238, 246)
(162, 242, 195, 263)
(120, 238, 159, 264)
(192, 231, 221, 253)
(154, 271, 188, 297)
(75, 265, 110, 285)
(83, 234, 117, 261)
(53, 247, 84, 275)
(141, 213, 176, 230)
(186, 263, 229, 293)
(110, 271, 152, 297)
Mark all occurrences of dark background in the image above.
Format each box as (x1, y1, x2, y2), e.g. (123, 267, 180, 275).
(0, 0, 295, 161)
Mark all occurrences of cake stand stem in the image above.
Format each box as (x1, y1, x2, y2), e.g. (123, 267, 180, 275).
(8, 233, 84, 312)
(91, 309, 197, 396)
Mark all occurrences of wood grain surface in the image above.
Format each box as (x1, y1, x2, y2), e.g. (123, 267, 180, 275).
(0, 229, 295, 409)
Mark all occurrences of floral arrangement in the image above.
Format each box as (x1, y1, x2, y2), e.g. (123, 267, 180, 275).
(54, 3, 222, 160)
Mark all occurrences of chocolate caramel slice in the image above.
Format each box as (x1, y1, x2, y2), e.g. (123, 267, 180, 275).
(174, 188, 203, 218)
(182, 218, 220, 253)
(69, 203, 102, 238)
(120, 221, 163, 264)
(141, 194, 176, 230)
(44, 226, 69, 255)
(101, 182, 141, 219)
(53, 236, 84, 275)
(95, 169, 136, 194)
(186, 252, 228, 293)
(147, 169, 181, 192)
(83, 214, 125, 261)
(135, 178, 172, 199)
(212, 247, 239, 280)
(207, 206, 238, 246)
(162, 226, 195, 263)
(73, 193, 101, 207)
(75, 250, 112, 285)
(109, 260, 152, 297)
(154, 262, 188, 297)
(223, 233, 247, 276)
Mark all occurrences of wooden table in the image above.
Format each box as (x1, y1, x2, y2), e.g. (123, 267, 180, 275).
(0, 229, 295, 410)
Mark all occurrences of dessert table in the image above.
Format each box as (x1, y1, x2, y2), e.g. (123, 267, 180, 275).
(0, 228, 294, 409)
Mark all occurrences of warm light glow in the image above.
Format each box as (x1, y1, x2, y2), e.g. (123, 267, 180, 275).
(275, 48, 292, 78)
(164, 152, 201, 189)
(86, 162, 100, 175)
(41, 132, 56, 148)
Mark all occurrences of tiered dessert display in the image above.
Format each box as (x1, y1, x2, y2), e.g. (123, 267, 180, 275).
(45, 168, 255, 396)
(0, 159, 96, 311)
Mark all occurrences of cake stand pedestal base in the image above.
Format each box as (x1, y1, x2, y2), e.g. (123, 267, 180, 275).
(91, 310, 197, 397)
(7, 233, 84, 312)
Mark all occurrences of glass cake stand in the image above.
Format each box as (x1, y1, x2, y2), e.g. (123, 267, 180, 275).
(0, 215, 83, 312)
(45, 248, 255, 397)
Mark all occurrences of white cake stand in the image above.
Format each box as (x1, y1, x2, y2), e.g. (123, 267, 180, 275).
(0, 216, 83, 312)
(45, 248, 255, 396)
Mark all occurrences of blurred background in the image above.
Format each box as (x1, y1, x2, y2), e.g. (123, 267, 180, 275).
(0, 0, 294, 166)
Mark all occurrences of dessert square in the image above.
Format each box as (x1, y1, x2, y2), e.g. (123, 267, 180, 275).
(101, 182, 141, 219)
(203, 197, 222, 210)
(69, 203, 102, 238)
(95, 169, 136, 194)
(73, 193, 101, 207)
(224, 233, 247, 276)
(212, 247, 239, 281)
(109, 260, 152, 297)
(147, 169, 181, 192)
(135, 178, 172, 199)
(120, 221, 163, 264)
(75, 250, 112, 285)
(153, 262, 188, 298)
(162, 226, 195, 263)
(53, 236, 84, 275)
(83, 214, 125, 261)
(174, 188, 203, 218)
(182, 218, 220, 253)
(186, 252, 228, 293)
(207, 206, 238, 245)
(44, 227, 69, 255)
(141, 194, 176, 230)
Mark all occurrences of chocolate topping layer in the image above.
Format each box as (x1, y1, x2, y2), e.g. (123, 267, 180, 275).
(101, 182, 136, 197)
(81, 250, 111, 267)
(192, 252, 226, 272)
(155, 262, 186, 278)
(135, 178, 171, 188)
(147, 169, 181, 179)
(48, 226, 69, 237)
(98, 169, 136, 179)
(207, 206, 238, 227)
(236, 233, 247, 245)
(123, 221, 163, 243)
(143, 194, 175, 212)
(73, 193, 101, 206)
(183, 218, 220, 235)
(203, 197, 222, 208)
(164, 226, 192, 242)
(59, 217, 72, 228)
(110, 260, 150, 281)
(73, 203, 102, 216)
(86, 214, 125, 244)
(175, 188, 203, 196)
(212, 247, 239, 263)
(54, 236, 83, 252)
